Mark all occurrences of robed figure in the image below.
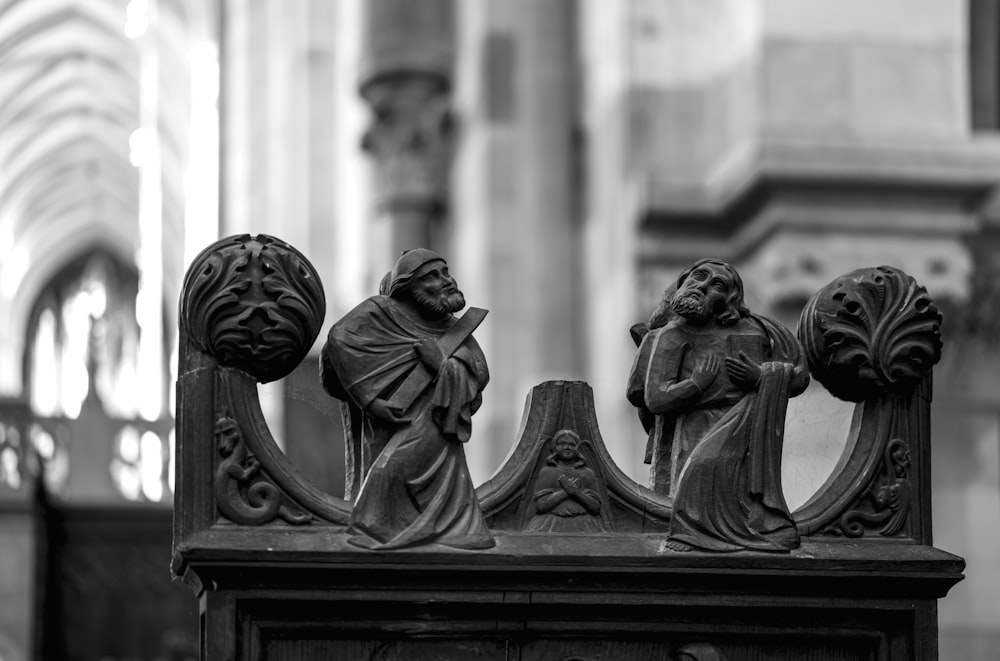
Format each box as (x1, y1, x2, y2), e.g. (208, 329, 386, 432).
(320, 249, 494, 550)
(627, 259, 809, 552)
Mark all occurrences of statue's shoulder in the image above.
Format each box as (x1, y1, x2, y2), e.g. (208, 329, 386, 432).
(329, 296, 403, 345)
(654, 320, 686, 341)
(338, 294, 398, 322)
(746, 312, 795, 341)
(655, 320, 704, 347)
(359, 294, 396, 312)
(730, 315, 756, 329)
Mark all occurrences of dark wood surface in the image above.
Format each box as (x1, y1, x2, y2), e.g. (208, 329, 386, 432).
(180, 529, 955, 660)
(177, 527, 960, 660)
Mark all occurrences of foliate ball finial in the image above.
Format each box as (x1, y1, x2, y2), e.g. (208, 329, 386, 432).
(798, 266, 942, 402)
(180, 234, 326, 383)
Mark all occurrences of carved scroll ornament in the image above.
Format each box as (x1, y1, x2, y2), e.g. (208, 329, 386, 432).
(214, 414, 311, 526)
(832, 437, 911, 538)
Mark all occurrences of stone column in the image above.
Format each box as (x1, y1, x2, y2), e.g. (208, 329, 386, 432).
(358, 0, 455, 259)
(452, 0, 582, 482)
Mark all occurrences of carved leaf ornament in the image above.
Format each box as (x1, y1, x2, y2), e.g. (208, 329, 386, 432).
(181, 234, 325, 383)
(798, 266, 942, 402)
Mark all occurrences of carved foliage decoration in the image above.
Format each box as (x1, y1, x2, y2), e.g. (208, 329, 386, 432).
(214, 413, 311, 526)
(181, 234, 325, 383)
(798, 265, 942, 401)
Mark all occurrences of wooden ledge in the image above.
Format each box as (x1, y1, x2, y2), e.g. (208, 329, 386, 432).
(174, 527, 964, 601)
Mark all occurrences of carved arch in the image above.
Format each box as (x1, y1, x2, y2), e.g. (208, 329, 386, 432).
(478, 380, 672, 533)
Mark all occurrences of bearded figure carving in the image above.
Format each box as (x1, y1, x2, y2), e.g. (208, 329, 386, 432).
(627, 259, 809, 552)
(320, 249, 494, 550)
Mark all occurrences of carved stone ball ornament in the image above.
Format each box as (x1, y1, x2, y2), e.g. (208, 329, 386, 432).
(180, 234, 325, 383)
(798, 265, 942, 402)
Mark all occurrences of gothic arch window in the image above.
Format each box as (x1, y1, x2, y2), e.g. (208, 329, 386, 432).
(24, 249, 173, 503)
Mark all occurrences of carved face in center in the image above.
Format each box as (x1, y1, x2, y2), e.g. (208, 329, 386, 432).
(671, 262, 735, 323)
(410, 259, 466, 315)
(553, 431, 581, 461)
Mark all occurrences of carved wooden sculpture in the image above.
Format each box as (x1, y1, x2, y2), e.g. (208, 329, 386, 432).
(795, 265, 942, 541)
(320, 249, 494, 550)
(480, 380, 671, 533)
(523, 429, 609, 533)
(178, 234, 349, 530)
(173, 237, 962, 660)
(627, 259, 809, 552)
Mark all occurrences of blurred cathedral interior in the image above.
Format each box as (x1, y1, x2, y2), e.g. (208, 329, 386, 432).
(1, 0, 999, 659)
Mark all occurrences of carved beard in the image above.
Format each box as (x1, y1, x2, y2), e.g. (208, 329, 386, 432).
(671, 294, 713, 322)
(413, 287, 466, 315)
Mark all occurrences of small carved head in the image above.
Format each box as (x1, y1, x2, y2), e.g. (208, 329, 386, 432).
(215, 416, 241, 457)
(389, 248, 466, 316)
(889, 439, 911, 476)
(547, 429, 586, 467)
(672, 259, 750, 326)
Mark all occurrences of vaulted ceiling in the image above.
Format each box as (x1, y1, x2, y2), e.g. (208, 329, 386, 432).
(0, 0, 214, 395)
(0, 0, 140, 261)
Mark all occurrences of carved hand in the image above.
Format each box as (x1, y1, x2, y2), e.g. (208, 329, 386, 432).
(726, 351, 762, 390)
(558, 475, 580, 495)
(413, 338, 446, 373)
(368, 397, 411, 425)
(690, 353, 722, 391)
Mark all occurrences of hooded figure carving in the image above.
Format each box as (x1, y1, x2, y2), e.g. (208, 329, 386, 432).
(321, 249, 494, 550)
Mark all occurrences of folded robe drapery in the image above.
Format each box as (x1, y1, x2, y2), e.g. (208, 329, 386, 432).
(666, 313, 807, 553)
(667, 360, 800, 552)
